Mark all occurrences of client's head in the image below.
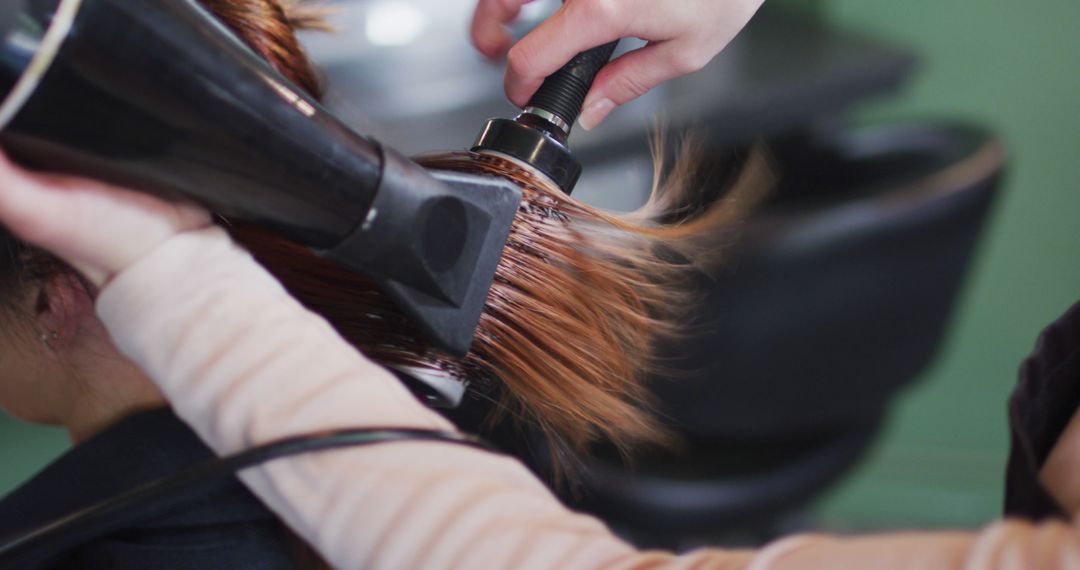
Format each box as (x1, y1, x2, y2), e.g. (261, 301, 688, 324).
(0, 230, 152, 439)
(0, 0, 326, 441)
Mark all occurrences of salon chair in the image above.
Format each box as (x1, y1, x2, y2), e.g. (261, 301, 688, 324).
(562, 121, 1006, 549)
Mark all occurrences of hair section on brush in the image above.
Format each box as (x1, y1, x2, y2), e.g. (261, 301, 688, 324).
(416, 145, 773, 473)
(235, 138, 773, 479)
(196, 0, 777, 480)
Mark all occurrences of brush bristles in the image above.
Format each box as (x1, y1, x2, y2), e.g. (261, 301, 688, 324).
(233, 140, 773, 480)
(418, 153, 683, 456)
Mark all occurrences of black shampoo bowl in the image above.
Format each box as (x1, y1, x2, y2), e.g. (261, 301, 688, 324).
(568, 121, 1006, 547)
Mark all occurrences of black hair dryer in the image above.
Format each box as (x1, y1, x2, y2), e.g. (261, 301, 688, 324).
(0, 0, 522, 356)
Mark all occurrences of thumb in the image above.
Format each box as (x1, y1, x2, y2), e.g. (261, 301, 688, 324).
(0, 151, 210, 287)
(578, 41, 704, 130)
(0, 151, 62, 245)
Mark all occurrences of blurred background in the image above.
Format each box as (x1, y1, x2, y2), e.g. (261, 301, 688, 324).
(775, 0, 1079, 531)
(2, 0, 1078, 544)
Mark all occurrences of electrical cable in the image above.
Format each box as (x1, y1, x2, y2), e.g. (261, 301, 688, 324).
(0, 427, 496, 569)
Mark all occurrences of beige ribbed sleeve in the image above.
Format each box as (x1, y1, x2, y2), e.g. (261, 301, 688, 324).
(95, 227, 1080, 570)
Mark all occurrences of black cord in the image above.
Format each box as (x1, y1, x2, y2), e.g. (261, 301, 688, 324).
(0, 428, 496, 569)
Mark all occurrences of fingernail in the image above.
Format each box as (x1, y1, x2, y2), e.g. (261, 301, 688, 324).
(578, 98, 615, 131)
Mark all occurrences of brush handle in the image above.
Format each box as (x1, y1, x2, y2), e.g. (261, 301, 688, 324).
(526, 41, 618, 132)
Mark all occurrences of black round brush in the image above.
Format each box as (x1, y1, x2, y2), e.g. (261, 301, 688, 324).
(473, 41, 619, 194)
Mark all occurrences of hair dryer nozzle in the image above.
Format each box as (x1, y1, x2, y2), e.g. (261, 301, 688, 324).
(324, 160, 522, 356)
(388, 169, 521, 356)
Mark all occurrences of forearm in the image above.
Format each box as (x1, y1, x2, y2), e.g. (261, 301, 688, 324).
(757, 520, 1080, 570)
(93, 227, 646, 568)
(93, 228, 1080, 570)
(96, 227, 450, 451)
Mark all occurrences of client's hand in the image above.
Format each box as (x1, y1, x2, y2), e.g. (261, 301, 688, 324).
(0, 152, 210, 287)
(471, 0, 764, 129)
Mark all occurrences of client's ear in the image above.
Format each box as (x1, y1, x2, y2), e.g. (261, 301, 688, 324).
(34, 272, 95, 351)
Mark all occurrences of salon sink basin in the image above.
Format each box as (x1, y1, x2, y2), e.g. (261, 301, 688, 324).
(566, 121, 1006, 547)
(653, 121, 1004, 437)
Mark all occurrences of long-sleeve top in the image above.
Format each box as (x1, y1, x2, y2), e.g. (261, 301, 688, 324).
(94, 227, 1080, 569)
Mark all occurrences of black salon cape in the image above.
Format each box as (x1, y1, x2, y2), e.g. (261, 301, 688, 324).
(0, 408, 295, 569)
(1006, 299, 1080, 519)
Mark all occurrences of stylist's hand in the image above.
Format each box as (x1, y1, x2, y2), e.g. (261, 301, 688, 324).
(471, 0, 764, 129)
(0, 152, 210, 287)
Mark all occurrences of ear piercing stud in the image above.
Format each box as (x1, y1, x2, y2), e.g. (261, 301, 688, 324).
(40, 331, 60, 348)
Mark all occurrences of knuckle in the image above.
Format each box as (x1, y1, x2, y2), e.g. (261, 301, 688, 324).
(669, 48, 708, 75)
(474, 34, 498, 55)
(576, 0, 622, 28)
(0, 196, 36, 240)
(611, 71, 652, 100)
(497, 0, 522, 12)
(506, 42, 534, 78)
(12, 210, 53, 243)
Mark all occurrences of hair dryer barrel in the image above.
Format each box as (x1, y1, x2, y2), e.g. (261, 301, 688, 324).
(0, 0, 523, 356)
(0, 0, 380, 247)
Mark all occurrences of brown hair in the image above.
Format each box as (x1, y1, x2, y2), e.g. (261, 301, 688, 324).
(198, 0, 775, 477)
(234, 145, 772, 478)
(198, 0, 327, 97)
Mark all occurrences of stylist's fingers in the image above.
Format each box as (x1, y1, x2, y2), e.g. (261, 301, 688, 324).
(0, 160, 110, 285)
(0, 152, 209, 286)
(471, 0, 536, 59)
(503, 0, 631, 106)
(504, 0, 764, 123)
(579, 40, 705, 130)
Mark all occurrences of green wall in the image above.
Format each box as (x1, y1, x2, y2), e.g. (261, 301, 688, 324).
(803, 0, 1080, 528)
(0, 418, 67, 495)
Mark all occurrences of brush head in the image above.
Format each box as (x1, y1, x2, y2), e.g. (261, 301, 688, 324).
(472, 116, 582, 194)
(324, 155, 522, 357)
(469, 41, 619, 195)
(387, 168, 521, 357)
